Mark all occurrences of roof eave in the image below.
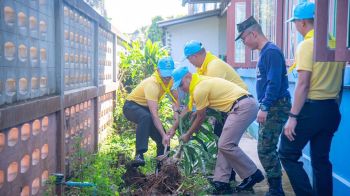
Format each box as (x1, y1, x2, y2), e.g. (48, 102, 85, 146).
(182, 0, 222, 6)
(157, 9, 221, 28)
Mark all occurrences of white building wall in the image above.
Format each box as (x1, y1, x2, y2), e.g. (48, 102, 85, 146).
(164, 16, 227, 70)
(219, 13, 227, 58)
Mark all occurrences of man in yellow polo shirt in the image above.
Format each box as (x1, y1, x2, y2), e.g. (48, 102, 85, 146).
(279, 2, 345, 196)
(123, 57, 178, 167)
(184, 40, 247, 90)
(184, 40, 248, 181)
(172, 66, 264, 194)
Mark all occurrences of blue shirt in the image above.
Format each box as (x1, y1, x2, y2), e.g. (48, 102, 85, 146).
(256, 42, 290, 110)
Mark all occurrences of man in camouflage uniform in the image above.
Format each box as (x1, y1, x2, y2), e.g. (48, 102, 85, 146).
(236, 16, 291, 195)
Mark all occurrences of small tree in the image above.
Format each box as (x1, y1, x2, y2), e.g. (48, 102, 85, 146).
(147, 16, 164, 43)
(119, 39, 168, 92)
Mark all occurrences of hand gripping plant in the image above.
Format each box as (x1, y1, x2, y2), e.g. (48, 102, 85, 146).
(174, 109, 221, 176)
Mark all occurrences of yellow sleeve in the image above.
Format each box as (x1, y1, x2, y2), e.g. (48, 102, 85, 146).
(296, 41, 313, 72)
(206, 61, 227, 78)
(193, 88, 209, 111)
(144, 82, 160, 102)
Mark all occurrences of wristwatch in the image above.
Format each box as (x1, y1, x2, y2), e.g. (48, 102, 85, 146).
(259, 104, 269, 112)
(288, 112, 299, 118)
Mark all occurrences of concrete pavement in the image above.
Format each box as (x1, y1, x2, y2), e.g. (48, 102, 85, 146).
(236, 133, 295, 196)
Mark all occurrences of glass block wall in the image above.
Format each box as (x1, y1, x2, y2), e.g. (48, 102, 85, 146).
(98, 92, 114, 143)
(0, 0, 55, 106)
(64, 100, 95, 177)
(63, 4, 94, 91)
(98, 27, 113, 85)
(0, 114, 56, 195)
(0, 0, 118, 195)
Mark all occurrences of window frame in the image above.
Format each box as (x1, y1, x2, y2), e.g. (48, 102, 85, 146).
(283, 0, 299, 67)
(229, 0, 251, 68)
(251, 0, 279, 62)
(314, 0, 350, 61)
(334, 0, 350, 61)
(234, 1, 247, 64)
(229, 0, 283, 68)
(248, 0, 283, 67)
(227, 0, 292, 68)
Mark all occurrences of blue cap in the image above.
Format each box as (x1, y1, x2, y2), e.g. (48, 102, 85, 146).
(171, 66, 189, 90)
(157, 56, 175, 77)
(184, 40, 203, 58)
(286, 2, 315, 22)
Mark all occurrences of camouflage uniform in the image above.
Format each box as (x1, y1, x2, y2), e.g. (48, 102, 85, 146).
(257, 98, 291, 178)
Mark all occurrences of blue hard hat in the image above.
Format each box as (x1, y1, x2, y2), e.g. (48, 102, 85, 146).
(183, 40, 203, 58)
(286, 2, 315, 22)
(157, 56, 175, 77)
(171, 66, 189, 90)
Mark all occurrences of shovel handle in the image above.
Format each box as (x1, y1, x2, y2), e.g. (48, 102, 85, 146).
(164, 144, 168, 155)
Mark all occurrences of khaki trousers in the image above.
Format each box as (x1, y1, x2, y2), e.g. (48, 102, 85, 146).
(213, 97, 259, 183)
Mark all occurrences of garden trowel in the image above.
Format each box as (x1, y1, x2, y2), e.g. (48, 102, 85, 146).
(155, 144, 168, 176)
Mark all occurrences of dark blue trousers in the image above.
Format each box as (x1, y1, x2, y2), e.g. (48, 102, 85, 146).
(123, 100, 164, 156)
(279, 101, 341, 196)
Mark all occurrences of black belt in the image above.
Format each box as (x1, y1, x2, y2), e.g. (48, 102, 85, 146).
(229, 94, 254, 112)
(305, 99, 336, 104)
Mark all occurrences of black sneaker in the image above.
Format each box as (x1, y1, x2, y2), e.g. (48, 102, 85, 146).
(211, 181, 233, 195)
(130, 154, 145, 167)
(236, 169, 264, 191)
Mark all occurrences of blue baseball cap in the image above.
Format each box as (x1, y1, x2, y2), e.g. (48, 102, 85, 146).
(286, 2, 315, 22)
(157, 56, 175, 77)
(171, 66, 189, 90)
(184, 40, 203, 58)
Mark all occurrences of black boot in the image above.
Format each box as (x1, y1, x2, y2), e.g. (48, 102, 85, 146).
(211, 181, 233, 195)
(130, 154, 145, 167)
(265, 177, 285, 196)
(236, 169, 264, 191)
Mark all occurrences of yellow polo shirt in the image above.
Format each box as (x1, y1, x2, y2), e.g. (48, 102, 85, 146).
(193, 76, 249, 112)
(296, 30, 345, 100)
(200, 52, 248, 90)
(127, 76, 172, 106)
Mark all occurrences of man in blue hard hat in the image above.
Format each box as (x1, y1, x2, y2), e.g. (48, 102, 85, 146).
(123, 56, 179, 167)
(279, 2, 345, 196)
(172, 66, 264, 194)
(183, 40, 247, 91)
(183, 40, 249, 182)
